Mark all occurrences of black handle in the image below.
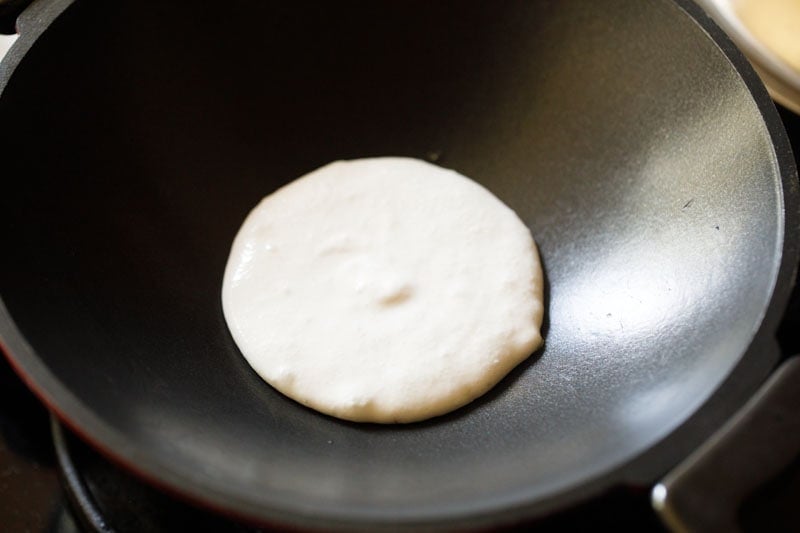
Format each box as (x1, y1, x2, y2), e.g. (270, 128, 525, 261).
(0, 0, 33, 34)
(652, 356, 800, 531)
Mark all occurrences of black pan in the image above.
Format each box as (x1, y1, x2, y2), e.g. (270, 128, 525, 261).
(0, 0, 798, 530)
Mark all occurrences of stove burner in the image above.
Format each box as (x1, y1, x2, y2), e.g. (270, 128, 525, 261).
(52, 417, 114, 533)
(50, 416, 258, 533)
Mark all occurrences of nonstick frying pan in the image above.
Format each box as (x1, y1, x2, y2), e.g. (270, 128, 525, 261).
(0, 0, 798, 530)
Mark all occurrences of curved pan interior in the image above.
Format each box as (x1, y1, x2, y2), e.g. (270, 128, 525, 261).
(0, 0, 796, 528)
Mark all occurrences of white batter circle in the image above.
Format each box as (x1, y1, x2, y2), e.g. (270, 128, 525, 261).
(222, 157, 544, 423)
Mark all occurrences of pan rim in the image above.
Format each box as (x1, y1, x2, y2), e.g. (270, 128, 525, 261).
(0, 0, 797, 529)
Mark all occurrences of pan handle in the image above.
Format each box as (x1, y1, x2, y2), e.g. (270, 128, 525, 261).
(651, 356, 800, 531)
(0, 0, 33, 34)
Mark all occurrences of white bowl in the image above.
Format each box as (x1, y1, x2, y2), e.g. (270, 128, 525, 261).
(696, 0, 800, 114)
